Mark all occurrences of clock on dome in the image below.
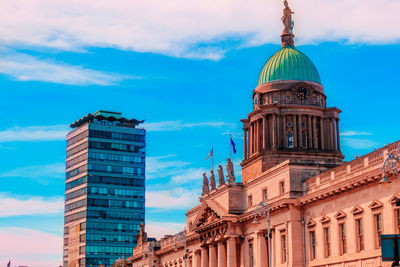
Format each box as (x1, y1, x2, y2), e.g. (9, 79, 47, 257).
(296, 87, 310, 100)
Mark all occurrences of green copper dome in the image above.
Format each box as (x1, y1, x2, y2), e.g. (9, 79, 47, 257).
(258, 46, 321, 85)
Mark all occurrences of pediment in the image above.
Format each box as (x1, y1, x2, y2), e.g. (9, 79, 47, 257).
(334, 210, 346, 220)
(306, 219, 316, 228)
(192, 200, 227, 229)
(351, 205, 364, 215)
(389, 193, 400, 204)
(369, 200, 383, 210)
(319, 215, 331, 224)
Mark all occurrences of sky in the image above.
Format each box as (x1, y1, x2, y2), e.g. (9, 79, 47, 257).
(0, 0, 400, 266)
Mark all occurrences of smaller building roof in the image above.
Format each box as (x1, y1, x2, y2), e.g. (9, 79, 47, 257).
(69, 110, 144, 128)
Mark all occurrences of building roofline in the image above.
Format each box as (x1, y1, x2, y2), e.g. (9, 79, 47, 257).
(69, 111, 144, 128)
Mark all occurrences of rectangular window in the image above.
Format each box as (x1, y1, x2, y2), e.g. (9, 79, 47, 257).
(249, 242, 254, 267)
(263, 188, 268, 202)
(396, 209, 400, 234)
(374, 213, 382, 248)
(279, 181, 285, 194)
(324, 227, 331, 257)
(339, 223, 346, 255)
(286, 95, 291, 103)
(310, 231, 316, 260)
(248, 195, 253, 207)
(273, 96, 279, 103)
(356, 218, 364, 252)
(281, 231, 287, 263)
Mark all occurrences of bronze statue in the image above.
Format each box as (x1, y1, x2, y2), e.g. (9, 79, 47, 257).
(282, 0, 294, 34)
(209, 170, 216, 190)
(217, 165, 225, 186)
(202, 173, 210, 195)
(226, 158, 235, 182)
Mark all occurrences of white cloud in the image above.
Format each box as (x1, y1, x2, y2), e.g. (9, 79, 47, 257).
(342, 137, 380, 150)
(0, 163, 65, 179)
(144, 121, 234, 132)
(146, 155, 191, 180)
(146, 188, 200, 210)
(1, 0, 397, 59)
(341, 130, 372, 137)
(0, 125, 68, 142)
(0, 48, 134, 85)
(0, 227, 62, 267)
(170, 168, 207, 184)
(0, 194, 63, 217)
(146, 221, 185, 239)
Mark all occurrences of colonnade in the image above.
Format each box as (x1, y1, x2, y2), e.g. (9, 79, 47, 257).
(243, 113, 341, 159)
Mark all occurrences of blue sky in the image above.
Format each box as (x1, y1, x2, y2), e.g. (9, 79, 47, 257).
(1, 0, 400, 266)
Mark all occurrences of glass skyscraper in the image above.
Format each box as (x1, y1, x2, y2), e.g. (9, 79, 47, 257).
(63, 111, 146, 267)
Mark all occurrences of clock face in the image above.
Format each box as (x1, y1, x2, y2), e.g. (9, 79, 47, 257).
(297, 87, 310, 100)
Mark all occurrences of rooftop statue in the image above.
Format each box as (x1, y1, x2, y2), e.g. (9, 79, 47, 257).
(226, 158, 235, 183)
(209, 170, 216, 190)
(282, 0, 294, 34)
(281, 0, 295, 47)
(218, 165, 225, 186)
(202, 173, 210, 195)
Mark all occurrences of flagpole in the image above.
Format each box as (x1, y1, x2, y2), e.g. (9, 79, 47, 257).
(229, 134, 232, 159)
(212, 147, 214, 171)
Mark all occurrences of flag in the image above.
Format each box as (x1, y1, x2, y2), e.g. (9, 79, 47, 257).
(230, 136, 237, 154)
(7, 260, 10, 267)
(205, 147, 213, 160)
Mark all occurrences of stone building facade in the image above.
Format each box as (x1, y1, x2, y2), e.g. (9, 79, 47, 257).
(126, 2, 400, 267)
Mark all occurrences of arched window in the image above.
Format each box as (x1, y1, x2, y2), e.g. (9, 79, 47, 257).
(302, 132, 307, 148)
(287, 131, 294, 148)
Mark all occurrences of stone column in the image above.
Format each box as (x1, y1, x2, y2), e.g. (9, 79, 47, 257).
(331, 118, 336, 151)
(193, 250, 201, 267)
(188, 256, 193, 267)
(320, 117, 325, 150)
(244, 129, 248, 159)
(307, 115, 312, 149)
(201, 246, 209, 267)
(249, 123, 253, 156)
(312, 116, 318, 149)
(298, 115, 302, 148)
(272, 114, 277, 149)
(336, 118, 341, 151)
(264, 115, 269, 150)
(257, 233, 267, 267)
(209, 245, 217, 267)
(282, 115, 287, 148)
(227, 237, 237, 267)
(262, 116, 266, 150)
(293, 115, 298, 148)
(217, 242, 227, 267)
(240, 241, 245, 267)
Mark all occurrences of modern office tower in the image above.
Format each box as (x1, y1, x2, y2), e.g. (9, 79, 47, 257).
(63, 111, 146, 267)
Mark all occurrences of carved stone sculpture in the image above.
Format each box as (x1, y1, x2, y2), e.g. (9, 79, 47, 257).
(209, 170, 216, 190)
(282, 0, 294, 34)
(217, 165, 225, 186)
(226, 158, 235, 183)
(202, 173, 210, 195)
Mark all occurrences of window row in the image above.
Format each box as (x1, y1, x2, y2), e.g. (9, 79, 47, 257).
(86, 233, 137, 243)
(66, 165, 87, 179)
(86, 210, 145, 221)
(89, 141, 145, 154)
(88, 152, 144, 164)
(67, 142, 88, 158)
(89, 186, 145, 198)
(65, 198, 145, 212)
(86, 221, 141, 232)
(66, 153, 87, 169)
(87, 163, 145, 176)
(307, 208, 399, 261)
(67, 131, 88, 147)
(86, 245, 133, 255)
(89, 129, 145, 143)
(85, 257, 119, 266)
(65, 175, 145, 191)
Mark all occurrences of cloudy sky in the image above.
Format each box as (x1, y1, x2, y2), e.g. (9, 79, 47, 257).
(0, 0, 400, 266)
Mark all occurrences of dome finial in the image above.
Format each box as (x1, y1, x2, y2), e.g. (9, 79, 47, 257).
(281, 0, 295, 47)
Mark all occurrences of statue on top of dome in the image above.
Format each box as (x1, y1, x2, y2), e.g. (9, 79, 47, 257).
(282, 0, 294, 34)
(281, 0, 295, 47)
